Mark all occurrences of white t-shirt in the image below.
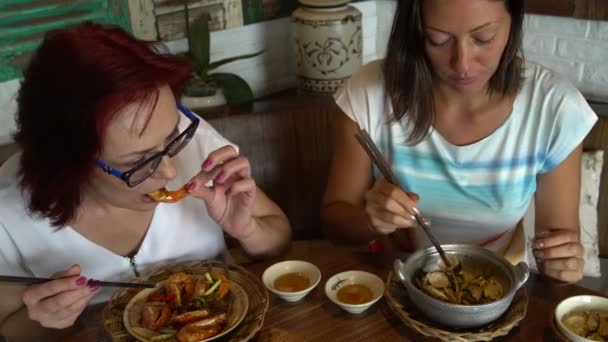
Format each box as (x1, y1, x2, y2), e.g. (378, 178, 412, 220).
(335, 59, 597, 263)
(0, 115, 234, 304)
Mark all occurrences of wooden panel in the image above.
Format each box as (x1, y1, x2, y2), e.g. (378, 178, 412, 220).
(525, 0, 608, 21)
(525, 0, 576, 17)
(153, 0, 243, 40)
(204, 93, 339, 240)
(0, 0, 131, 82)
(155, 3, 225, 40)
(583, 116, 608, 257)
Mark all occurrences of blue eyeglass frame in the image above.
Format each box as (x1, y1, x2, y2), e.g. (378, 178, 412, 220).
(95, 102, 200, 187)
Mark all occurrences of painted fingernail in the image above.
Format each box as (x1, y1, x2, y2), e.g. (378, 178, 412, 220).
(215, 171, 225, 183)
(76, 276, 87, 286)
(89, 285, 100, 292)
(538, 231, 550, 237)
(202, 159, 212, 170)
(186, 182, 196, 192)
(412, 207, 421, 215)
(406, 192, 420, 201)
(225, 189, 231, 196)
(533, 241, 544, 249)
(410, 215, 416, 222)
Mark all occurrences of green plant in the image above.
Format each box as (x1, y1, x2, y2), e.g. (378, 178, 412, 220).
(184, 6, 263, 105)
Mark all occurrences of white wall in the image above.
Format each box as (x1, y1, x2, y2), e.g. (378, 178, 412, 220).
(1, 1, 608, 145)
(164, 0, 378, 99)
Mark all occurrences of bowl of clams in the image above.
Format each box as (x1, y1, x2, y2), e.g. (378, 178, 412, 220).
(394, 244, 529, 328)
(556, 295, 608, 342)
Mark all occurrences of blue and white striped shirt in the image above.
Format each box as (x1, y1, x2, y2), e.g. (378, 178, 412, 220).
(335, 60, 597, 262)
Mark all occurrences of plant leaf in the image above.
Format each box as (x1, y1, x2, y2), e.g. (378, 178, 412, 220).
(190, 14, 211, 76)
(203, 50, 264, 74)
(208, 73, 254, 105)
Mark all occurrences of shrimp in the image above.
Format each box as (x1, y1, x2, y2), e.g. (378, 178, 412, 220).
(176, 325, 222, 342)
(147, 185, 189, 203)
(141, 301, 172, 330)
(164, 272, 195, 308)
(187, 313, 226, 329)
(172, 309, 210, 325)
(214, 274, 230, 300)
(176, 314, 227, 342)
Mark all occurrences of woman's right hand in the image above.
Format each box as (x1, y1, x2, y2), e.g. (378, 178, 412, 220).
(364, 177, 420, 235)
(22, 264, 100, 329)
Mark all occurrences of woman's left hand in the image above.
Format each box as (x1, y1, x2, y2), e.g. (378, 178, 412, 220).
(533, 228, 584, 283)
(186, 145, 257, 240)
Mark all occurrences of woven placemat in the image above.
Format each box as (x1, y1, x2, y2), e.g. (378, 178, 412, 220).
(102, 260, 269, 342)
(385, 271, 528, 342)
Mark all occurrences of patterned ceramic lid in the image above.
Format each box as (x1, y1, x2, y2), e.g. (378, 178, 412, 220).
(299, 0, 350, 7)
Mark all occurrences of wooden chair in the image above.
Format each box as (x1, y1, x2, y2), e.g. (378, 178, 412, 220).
(582, 116, 608, 258)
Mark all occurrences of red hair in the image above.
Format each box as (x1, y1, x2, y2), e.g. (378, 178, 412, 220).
(14, 22, 193, 227)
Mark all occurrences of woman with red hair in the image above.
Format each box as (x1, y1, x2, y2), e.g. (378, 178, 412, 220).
(0, 22, 290, 340)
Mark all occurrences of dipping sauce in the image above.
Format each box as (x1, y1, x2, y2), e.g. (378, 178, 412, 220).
(274, 272, 310, 292)
(337, 284, 373, 304)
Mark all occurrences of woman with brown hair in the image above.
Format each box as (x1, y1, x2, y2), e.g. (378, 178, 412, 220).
(322, 0, 596, 284)
(0, 23, 290, 340)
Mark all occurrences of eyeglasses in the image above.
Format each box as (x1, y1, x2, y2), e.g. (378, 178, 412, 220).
(95, 102, 200, 187)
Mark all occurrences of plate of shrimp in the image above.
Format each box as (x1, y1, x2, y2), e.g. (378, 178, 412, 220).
(123, 271, 249, 342)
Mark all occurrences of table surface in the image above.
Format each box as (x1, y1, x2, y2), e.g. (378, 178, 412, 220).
(68, 240, 603, 342)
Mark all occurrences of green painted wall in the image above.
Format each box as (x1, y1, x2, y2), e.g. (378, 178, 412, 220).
(0, 0, 131, 82)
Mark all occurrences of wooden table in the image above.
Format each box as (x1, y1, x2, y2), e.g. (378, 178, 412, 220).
(68, 240, 603, 341)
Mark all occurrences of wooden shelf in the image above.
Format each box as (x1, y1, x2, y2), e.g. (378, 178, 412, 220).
(191, 89, 334, 120)
(525, 0, 608, 21)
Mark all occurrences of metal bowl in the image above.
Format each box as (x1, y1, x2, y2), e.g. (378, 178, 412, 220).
(394, 244, 529, 328)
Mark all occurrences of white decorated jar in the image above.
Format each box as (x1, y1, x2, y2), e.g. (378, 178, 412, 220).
(291, 0, 362, 94)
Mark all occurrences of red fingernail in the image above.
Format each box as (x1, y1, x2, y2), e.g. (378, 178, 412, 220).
(368, 240, 383, 252)
(186, 182, 196, 192)
(89, 285, 100, 292)
(76, 276, 87, 286)
(215, 171, 225, 183)
(202, 159, 212, 169)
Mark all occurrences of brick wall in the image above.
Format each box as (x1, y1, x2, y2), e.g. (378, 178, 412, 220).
(523, 15, 608, 102)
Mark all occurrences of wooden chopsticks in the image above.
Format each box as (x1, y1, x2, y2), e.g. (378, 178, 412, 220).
(0, 275, 156, 288)
(355, 128, 452, 268)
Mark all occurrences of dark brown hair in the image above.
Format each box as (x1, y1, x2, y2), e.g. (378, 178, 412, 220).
(383, 0, 524, 144)
(14, 22, 193, 227)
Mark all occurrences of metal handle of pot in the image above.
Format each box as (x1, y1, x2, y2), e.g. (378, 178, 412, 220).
(513, 262, 530, 289)
(394, 259, 408, 285)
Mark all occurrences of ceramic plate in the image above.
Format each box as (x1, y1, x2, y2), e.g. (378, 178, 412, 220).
(123, 276, 249, 342)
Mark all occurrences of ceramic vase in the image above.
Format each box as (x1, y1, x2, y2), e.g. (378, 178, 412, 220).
(291, 0, 362, 94)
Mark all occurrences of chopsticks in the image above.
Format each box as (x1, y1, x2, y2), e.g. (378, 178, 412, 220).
(0, 275, 156, 289)
(355, 129, 453, 268)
